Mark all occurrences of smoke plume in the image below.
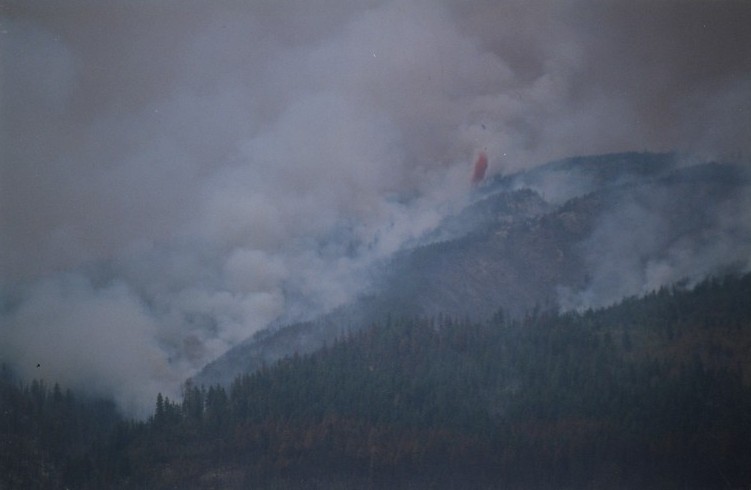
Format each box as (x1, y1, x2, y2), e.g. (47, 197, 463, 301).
(1, 0, 749, 415)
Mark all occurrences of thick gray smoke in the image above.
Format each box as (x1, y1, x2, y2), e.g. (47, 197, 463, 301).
(2, 0, 750, 415)
(557, 173, 751, 311)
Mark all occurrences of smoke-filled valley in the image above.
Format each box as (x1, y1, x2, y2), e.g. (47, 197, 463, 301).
(2, 1, 751, 488)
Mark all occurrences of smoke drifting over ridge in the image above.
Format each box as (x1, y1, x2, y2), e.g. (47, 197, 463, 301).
(1, 0, 750, 415)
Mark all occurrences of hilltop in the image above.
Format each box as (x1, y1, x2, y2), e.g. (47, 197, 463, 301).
(195, 152, 751, 387)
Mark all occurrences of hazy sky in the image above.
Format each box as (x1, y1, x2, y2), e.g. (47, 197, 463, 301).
(1, 0, 750, 415)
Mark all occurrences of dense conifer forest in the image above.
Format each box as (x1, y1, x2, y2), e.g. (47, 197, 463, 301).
(2, 273, 751, 489)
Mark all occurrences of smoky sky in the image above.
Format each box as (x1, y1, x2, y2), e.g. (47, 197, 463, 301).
(1, 0, 750, 415)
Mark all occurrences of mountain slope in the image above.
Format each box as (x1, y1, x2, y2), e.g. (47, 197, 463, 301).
(104, 274, 751, 489)
(195, 152, 751, 387)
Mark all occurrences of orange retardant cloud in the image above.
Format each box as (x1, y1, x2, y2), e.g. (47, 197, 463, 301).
(471, 151, 488, 184)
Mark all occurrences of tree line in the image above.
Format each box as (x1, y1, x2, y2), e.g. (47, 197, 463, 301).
(2, 273, 750, 488)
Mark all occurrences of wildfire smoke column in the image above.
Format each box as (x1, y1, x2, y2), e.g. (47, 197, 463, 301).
(471, 151, 488, 185)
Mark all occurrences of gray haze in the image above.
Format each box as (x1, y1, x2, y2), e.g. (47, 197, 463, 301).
(1, 0, 750, 415)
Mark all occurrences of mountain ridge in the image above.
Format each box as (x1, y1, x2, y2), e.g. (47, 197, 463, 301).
(194, 152, 751, 388)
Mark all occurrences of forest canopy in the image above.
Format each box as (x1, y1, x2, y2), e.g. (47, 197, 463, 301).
(2, 273, 751, 489)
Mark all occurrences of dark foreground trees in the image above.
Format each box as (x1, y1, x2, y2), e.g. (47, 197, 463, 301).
(2, 274, 751, 488)
(0, 368, 121, 489)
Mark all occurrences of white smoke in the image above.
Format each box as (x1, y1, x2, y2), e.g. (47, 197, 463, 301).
(2, 0, 749, 415)
(557, 175, 751, 312)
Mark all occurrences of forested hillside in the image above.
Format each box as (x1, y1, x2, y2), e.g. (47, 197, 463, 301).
(196, 154, 751, 388)
(7, 1, 751, 487)
(0, 369, 120, 489)
(4, 274, 750, 489)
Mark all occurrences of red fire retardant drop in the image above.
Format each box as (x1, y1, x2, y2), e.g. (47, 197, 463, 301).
(471, 151, 488, 184)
